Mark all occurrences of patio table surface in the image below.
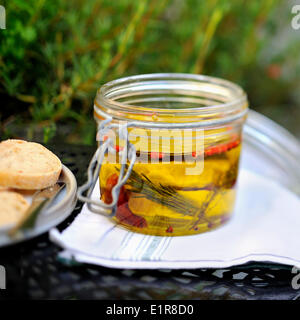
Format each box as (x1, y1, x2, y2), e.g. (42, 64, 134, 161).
(0, 143, 299, 300)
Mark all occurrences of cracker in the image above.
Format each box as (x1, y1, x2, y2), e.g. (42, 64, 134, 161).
(0, 191, 30, 226)
(0, 139, 62, 190)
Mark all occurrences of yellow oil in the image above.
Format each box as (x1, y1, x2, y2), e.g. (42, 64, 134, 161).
(99, 138, 241, 236)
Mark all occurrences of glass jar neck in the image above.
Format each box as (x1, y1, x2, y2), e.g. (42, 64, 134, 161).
(94, 73, 248, 127)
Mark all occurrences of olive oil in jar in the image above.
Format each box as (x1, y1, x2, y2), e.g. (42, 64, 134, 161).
(99, 136, 241, 236)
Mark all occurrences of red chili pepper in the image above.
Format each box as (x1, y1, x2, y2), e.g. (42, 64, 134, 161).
(103, 174, 147, 228)
(116, 204, 147, 228)
(114, 145, 124, 152)
(150, 152, 164, 160)
(205, 148, 213, 156)
(210, 146, 219, 154)
(103, 174, 128, 206)
(166, 225, 173, 233)
(220, 144, 228, 153)
(203, 137, 240, 157)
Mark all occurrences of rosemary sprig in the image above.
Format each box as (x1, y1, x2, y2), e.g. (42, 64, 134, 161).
(116, 158, 237, 221)
(189, 163, 238, 230)
(189, 183, 219, 230)
(117, 166, 199, 217)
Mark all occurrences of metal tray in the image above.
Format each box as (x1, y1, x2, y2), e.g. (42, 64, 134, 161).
(0, 165, 77, 247)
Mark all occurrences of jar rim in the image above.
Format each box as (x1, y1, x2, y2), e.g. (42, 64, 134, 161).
(95, 73, 248, 126)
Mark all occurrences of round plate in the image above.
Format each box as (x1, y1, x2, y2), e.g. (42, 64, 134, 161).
(0, 165, 77, 247)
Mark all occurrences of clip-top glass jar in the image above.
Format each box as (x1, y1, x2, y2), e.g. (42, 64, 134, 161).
(78, 73, 248, 236)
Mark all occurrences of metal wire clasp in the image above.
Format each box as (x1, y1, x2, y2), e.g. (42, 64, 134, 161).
(77, 116, 136, 217)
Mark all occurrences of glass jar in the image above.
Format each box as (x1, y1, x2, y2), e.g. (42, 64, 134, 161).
(92, 73, 248, 236)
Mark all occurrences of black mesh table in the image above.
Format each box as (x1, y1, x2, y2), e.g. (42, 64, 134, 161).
(0, 144, 299, 300)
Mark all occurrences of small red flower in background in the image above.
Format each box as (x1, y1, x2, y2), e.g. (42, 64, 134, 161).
(266, 64, 281, 80)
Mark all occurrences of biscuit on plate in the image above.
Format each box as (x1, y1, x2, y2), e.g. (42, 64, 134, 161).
(0, 139, 62, 190)
(0, 190, 30, 226)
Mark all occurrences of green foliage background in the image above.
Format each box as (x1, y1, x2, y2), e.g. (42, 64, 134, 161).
(0, 0, 299, 144)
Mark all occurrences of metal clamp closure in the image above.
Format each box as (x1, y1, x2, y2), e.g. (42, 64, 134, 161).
(77, 116, 136, 217)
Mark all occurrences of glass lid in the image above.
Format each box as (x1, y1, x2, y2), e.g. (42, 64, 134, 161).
(242, 110, 300, 196)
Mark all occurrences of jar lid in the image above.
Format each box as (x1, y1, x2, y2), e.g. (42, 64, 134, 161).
(242, 110, 300, 195)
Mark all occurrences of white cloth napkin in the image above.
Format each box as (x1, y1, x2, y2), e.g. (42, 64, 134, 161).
(50, 169, 300, 269)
